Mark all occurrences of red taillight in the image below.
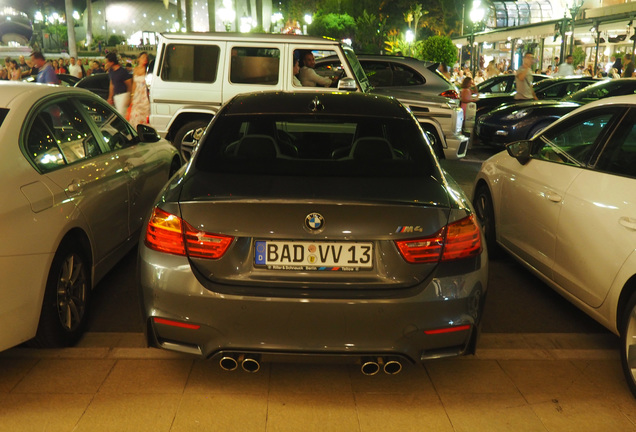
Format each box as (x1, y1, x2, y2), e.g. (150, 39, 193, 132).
(440, 89, 459, 99)
(144, 207, 233, 259)
(395, 230, 445, 263)
(395, 215, 482, 263)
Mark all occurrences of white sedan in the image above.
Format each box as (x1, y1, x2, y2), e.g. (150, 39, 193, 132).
(473, 95, 636, 398)
(0, 82, 180, 352)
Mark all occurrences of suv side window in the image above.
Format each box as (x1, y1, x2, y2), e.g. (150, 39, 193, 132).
(230, 46, 280, 84)
(595, 110, 636, 178)
(161, 44, 220, 83)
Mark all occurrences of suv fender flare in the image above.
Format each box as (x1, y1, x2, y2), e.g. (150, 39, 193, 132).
(165, 107, 219, 142)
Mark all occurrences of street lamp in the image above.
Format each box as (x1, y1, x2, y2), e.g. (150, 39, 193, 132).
(567, 0, 584, 55)
(469, 0, 485, 77)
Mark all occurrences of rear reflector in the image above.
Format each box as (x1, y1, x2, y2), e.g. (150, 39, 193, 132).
(144, 207, 234, 259)
(424, 324, 471, 335)
(395, 215, 482, 263)
(153, 317, 201, 330)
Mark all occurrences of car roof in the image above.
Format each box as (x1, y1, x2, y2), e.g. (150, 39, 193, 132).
(0, 81, 94, 106)
(574, 92, 636, 110)
(223, 91, 410, 118)
(159, 32, 342, 45)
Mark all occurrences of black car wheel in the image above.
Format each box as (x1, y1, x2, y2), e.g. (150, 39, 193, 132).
(621, 290, 636, 398)
(173, 120, 208, 161)
(31, 244, 90, 348)
(473, 184, 500, 258)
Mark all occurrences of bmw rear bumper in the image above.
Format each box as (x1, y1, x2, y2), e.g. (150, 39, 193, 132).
(138, 245, 488, 364)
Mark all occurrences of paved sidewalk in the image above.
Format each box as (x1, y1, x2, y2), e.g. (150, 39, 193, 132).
(0, 333, 634, 432)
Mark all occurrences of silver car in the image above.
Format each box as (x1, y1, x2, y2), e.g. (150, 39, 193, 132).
(139, 91, 488, 375)
(0, 82, 180, 352)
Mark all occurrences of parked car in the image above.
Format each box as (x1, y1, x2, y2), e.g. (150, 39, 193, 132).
(475, 78, 636, 146)
(74, 72, 110, 100)
(139, 91, 488, 374)
(473, 95, 636, 398)
(0, 82, 181, 352)
(477, 73, 549, 94)
(148, 32, 370, 161)
(315, 55, 469, 160)
(468, 75, 600, 128)
(23, 73, 80, 87)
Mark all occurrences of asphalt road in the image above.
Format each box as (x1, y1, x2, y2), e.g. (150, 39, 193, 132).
(85, 144, 611, 336)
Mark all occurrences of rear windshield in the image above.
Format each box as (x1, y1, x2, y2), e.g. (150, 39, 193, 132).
(195, 114, 437, 178)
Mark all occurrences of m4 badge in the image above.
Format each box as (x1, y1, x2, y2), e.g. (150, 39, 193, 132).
(396, 226, 424, 233)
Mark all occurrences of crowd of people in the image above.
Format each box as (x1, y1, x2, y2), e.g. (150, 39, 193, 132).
(443, 53, 636, 88)
(1, 51, 150, 128)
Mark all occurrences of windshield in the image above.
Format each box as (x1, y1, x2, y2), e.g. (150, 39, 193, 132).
(195, 114, 437, 178)
(344, 47, 371, 93)
(564, 79, 636, 103)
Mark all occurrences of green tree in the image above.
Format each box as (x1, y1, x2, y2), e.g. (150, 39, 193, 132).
(573, 47, 586, 68)
(308, 13, 356, 40)
(355, 10, 386, 54)
(418, 35, 458, 66)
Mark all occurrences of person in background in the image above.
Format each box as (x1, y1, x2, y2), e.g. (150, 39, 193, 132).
(460, 76, 479, 120)
(129, 52, 151, 128)
(31, 52, 59, 84)
(292, 58, 301, 86)
(554, 55, 574, 76)
(77, 58, 87, 77)
(105, 52, 132, 117)
(9, 60, 20, 80)
(514, 52, 538, 101)
(68, 57, 82, 79)
(622, 54, 634, 77)
(485, 59, 499, 78)
(56, 58, 68, 74)
(18, 55, 31, 78)
(299, 51, 334, 87)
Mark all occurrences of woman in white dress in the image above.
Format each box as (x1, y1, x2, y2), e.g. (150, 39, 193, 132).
(129, 52, 151, 128)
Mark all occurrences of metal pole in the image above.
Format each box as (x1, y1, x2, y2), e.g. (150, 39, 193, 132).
(560, 17, 567, 62)
(569, 17, 575, 56)
(539, 37, 545, 71)
(594, 31, 600, 75)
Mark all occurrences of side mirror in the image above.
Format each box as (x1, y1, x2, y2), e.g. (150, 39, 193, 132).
(137, 124, 161, 142)
(506, 140, 532, 165)
(337, 77, 357, 91)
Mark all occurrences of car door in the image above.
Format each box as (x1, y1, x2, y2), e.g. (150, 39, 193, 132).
(553, 107, 636, 307)
(77, 97, 170, 234)
(26, 97, 130, 261)
(498, 108, 618, 277)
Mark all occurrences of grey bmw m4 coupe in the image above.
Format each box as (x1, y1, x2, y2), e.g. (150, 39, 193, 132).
(138, 91, 488, 375)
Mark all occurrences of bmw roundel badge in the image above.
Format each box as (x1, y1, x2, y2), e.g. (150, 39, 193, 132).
(305, 213, 324, 231)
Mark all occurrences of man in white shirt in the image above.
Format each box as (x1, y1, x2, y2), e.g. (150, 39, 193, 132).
(68, 57, 83, 78)
(554, 55, 574, 76)
(299, 51, 334, 87)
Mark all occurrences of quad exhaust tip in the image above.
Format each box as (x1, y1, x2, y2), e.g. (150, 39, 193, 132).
(219, 354, 261, 373)
(220, 353, 401, 375)
(361, 357, 403, 376)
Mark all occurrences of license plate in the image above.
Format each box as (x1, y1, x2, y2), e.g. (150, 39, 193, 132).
(254, 240, 373, 271)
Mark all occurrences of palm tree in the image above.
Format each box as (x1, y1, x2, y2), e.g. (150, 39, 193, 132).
(65, 0, 77, 57)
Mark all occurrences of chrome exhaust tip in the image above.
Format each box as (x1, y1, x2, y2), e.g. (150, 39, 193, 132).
(219, 355, 239, 371)
(383, 358, 403, 375)
(361, 357, 381, 376)
(241, 355, 261, 373)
